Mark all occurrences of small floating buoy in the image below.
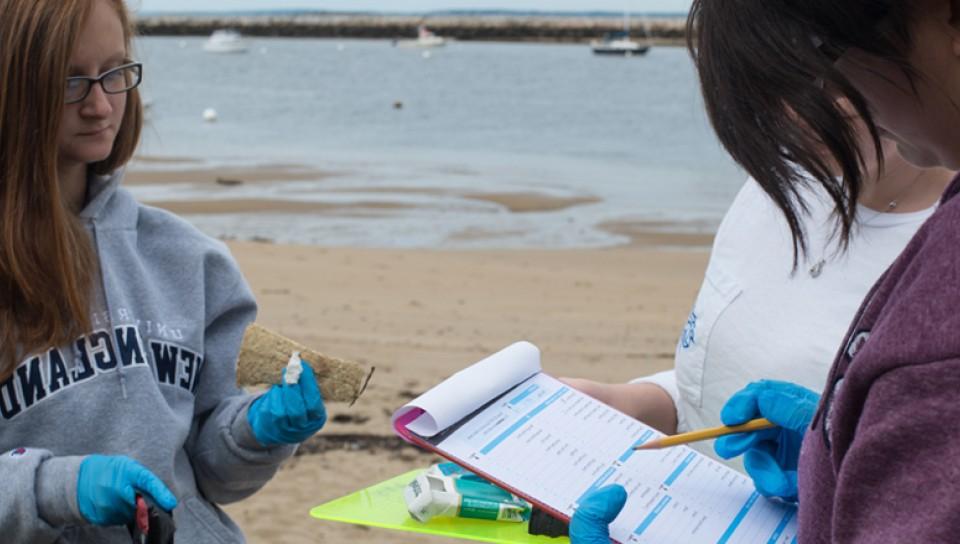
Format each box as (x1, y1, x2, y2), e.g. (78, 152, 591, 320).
(393, 101, 404, 110)
(336, 43, 346, 51)
(202, 108, 218, 123)
(178, 40, 187, 49)
(259, 46, 268, 54)
(422, 50, 432, 59)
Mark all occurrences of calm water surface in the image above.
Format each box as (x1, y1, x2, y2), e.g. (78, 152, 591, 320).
(133, 36, 744, 248)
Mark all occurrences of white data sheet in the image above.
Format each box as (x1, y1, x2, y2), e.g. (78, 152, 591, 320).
(393, 342, 798, 544)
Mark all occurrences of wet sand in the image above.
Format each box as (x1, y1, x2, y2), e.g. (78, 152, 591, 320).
(127, 159, 714, 249)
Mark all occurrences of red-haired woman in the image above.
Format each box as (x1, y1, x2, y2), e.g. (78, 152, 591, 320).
(0, 1, 325, 541)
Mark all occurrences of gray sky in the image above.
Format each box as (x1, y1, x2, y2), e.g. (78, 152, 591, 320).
(134, 0, 690, 14)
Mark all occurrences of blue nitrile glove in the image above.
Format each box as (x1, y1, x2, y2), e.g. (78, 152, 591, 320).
(77, 455, 178, 526)
(569, 485, 628, 544)
(714, 380, 821, 502)
(247, 359, 327, 446)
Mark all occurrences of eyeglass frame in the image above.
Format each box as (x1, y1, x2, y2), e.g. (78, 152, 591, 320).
(65, 62, 143, 105)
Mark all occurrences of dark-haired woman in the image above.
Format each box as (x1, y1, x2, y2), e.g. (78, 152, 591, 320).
(564, 135, 950, 450)
(571, 1, 960, 542)
(0, 1, 325, 542)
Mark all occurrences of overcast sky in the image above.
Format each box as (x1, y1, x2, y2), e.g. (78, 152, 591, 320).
(134, 0, 690, 14)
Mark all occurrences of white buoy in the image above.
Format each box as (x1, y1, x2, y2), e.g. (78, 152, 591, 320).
(202, 108, 218, 123)
(336, 43, 346, 51)
(259, 47, 268, 54)
(178, 40, 187, 49)
(422, 50, 432, 59)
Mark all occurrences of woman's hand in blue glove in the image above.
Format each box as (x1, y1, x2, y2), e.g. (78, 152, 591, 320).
(247, 359, 327, 446)
(569, 485, 627, 543)
(77, 455, 177, 526)
(714, 380, 821, 502)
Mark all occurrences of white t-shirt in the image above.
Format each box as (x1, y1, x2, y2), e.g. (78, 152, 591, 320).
(636, 177, 934, 458)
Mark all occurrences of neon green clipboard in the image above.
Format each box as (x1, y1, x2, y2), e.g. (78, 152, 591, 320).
(310, 470, 569, 544)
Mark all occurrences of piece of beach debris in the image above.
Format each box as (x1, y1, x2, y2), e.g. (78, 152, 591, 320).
(215, 177, 244, 186)
(331, 413, 371, 425)
(237, 324, 373, 404)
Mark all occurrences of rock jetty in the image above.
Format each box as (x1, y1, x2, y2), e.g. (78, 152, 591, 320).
(138, 15, 687, 45)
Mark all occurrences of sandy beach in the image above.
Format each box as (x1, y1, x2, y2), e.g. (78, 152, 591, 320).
(220, 242, 709, 543)
(127, 160, 714, 542)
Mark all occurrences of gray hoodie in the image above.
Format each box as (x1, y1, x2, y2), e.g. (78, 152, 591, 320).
(0, 170, 296, 543)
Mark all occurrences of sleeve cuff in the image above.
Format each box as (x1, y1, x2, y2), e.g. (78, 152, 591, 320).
(231, 395, 273, 452)
(36, 456, 84, 527)
(229, 395, 297, 460)
(629, 370, 681, 411)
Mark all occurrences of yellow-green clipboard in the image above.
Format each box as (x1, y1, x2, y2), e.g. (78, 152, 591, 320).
(310, 470, 568, 543)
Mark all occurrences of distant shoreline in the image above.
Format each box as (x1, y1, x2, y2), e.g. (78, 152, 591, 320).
(137, 14, 688, 46)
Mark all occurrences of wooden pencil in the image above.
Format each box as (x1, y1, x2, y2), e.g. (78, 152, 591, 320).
(633, 418, 776, 450)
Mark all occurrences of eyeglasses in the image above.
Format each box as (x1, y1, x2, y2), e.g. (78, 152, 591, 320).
(65, 62, 143, 105)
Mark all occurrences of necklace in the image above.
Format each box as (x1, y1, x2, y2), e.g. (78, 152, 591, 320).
(808, 171, 926, 279)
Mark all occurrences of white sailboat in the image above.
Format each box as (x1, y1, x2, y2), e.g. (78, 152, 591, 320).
(591, 12, 650, 57)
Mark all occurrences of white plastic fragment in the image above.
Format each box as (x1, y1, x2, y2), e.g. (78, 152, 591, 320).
(285, 351, 302, 385)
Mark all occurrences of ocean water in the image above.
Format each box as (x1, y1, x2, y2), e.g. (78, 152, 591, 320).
(133, 36, 745, 248)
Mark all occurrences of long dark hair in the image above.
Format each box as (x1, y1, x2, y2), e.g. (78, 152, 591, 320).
(687, 0, 916, 264)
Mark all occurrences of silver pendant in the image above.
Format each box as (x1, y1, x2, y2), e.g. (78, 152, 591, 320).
(809, 259, 826, 278)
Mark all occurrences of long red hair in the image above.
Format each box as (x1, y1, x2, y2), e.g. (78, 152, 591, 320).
(0, 0, 143, 381)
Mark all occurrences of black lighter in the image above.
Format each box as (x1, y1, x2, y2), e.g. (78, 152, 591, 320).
(128, 494, 176, 544)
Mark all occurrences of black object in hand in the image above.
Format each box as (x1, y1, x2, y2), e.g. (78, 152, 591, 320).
(128, 494, 176, 544)
(527, 506, 569, 538)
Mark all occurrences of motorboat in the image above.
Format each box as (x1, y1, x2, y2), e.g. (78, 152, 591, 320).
(591, 13, 650, 57)
(591, 31, 650, 56)
(396, 25, 448, 48)
(203, 29, 249, 54)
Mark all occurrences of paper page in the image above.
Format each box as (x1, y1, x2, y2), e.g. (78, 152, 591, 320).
(430, 373, 798, 544)
(392, 341, 542, 438)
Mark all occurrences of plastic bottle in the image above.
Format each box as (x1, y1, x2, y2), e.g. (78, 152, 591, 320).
(404, 462, 532, 523)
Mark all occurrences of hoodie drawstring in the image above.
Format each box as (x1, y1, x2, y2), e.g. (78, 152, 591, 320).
(89, 224, 129, 400)
(81, 170, 131, 399)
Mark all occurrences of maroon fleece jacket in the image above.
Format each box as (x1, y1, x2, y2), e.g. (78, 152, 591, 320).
(797, 173, 960, 542)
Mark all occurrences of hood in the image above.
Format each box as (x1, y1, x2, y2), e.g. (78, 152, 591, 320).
(78, 168, 139, 231)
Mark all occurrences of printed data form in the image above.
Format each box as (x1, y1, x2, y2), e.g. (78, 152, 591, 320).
(436, 373, 798, 543)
